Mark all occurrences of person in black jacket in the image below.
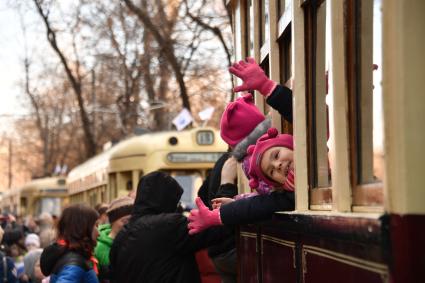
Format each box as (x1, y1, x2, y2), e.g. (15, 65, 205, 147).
(109, 171, 227, 283)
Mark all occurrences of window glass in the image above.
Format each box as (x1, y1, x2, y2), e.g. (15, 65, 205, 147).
(171, 172, 202, 210)
(40, 197, 61, 216)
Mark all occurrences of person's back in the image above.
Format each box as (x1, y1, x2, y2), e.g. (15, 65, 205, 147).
(0, 250, 18, 283)
(112, 212, 201, 283)
(0, 226, 18, 283)
(39, 204, 100, 283)
(110, 171, 225, 283)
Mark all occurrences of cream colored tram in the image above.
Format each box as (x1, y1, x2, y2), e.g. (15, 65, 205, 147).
(0, 177, 68, 217)
(19, 177, 68, 217)
(0, 188, 21, 216)
(67, 127, 227, 209)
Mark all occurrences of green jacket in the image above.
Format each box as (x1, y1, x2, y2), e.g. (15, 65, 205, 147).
(94, 223, 113, 267)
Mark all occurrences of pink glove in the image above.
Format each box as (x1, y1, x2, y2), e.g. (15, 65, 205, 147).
(229, 57, 277, 97)
(188, 197, 222, 235)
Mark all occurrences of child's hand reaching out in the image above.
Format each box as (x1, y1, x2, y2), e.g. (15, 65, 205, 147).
(229, 57, 277, 97)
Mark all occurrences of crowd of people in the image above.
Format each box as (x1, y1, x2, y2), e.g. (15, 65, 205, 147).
(0, 212, 57, 282)
(0, 57, 297, 282)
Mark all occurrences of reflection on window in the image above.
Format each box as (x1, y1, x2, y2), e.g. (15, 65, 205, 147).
(172, 173, 202, 210)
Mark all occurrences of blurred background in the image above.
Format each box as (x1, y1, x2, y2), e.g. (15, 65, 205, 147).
(0, 0, 233, 191)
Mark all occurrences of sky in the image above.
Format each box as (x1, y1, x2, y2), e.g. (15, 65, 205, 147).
(0, 1, 26, 133)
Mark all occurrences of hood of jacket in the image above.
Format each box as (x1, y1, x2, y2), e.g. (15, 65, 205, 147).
(40, 243, 67, 276)
(132, 171, 183, 219)
(96, 223, 112, 247)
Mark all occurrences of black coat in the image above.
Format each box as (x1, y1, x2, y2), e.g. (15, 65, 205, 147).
(110, 171, 226, 283)
(197, 153, 238, 258)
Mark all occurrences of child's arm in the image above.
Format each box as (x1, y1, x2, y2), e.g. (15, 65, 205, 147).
(266, 85, 293, 123)
(187, 191, 295, 234)
(219, 190, 295, 226)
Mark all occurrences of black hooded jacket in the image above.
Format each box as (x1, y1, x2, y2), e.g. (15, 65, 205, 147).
(110, 171, 226, 283)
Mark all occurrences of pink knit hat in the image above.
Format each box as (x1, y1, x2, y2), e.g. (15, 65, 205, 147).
(247, 128, 294, 190)
(220, 94, 266, 147)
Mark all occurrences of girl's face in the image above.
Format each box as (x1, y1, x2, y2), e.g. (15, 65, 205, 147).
(260, 146, 294, 184)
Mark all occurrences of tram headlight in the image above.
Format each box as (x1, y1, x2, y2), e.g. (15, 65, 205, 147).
(196, 130, 214, 145)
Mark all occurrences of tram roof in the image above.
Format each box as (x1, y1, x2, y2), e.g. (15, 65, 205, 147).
(20, 176, 67, 193)
(109, 127, 226, 160)
(67, 127, 227, 182)
(67, 146, 116, 183)
(1, 188, 21, 198)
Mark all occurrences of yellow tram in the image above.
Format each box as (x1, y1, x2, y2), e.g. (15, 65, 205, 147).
(0, 188, 21, 216)
(0, 177, 68, 217)
(67, 127, 227, 208)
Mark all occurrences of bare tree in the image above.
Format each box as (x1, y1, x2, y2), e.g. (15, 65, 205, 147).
(123, 0, 192, 112)
(33, 0, 97, 158)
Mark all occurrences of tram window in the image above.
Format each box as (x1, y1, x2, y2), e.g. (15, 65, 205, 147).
(245, 0, 254, 57)
(39, 198, 61, 216)
(278, 26, 293, 135)
(278, 0, 292, 33)
(278, 0, 285, 17)
(259, 57, 271, 115)
(304, 0, 332, 209)
(278, 28, 291, 84)
(171, 172, 203, 211)
(347, 0, 384, 207)
(259, 0, 270, 47)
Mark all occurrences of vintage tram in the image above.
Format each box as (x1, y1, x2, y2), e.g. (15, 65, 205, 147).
(67, 127, 227, 209)
(227, 0, 424, 282)
(0, 176, 68, 217)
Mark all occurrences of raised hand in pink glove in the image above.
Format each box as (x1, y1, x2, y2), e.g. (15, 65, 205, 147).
(188, 197, 222, 235)
(229, 57, 277, 97)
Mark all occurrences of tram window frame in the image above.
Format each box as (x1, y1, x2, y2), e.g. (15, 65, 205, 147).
(346, 0, 384, 209)
(303, 0, 332, 210)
